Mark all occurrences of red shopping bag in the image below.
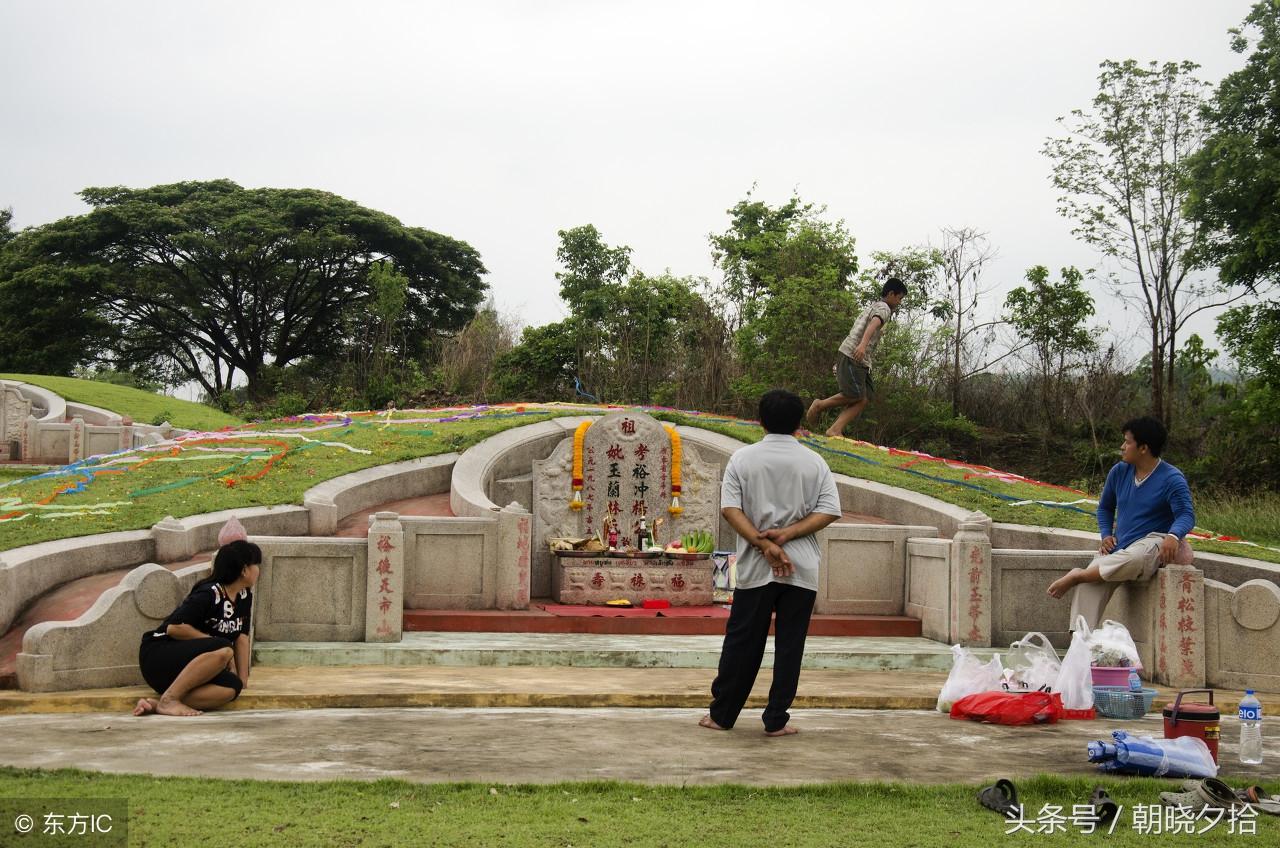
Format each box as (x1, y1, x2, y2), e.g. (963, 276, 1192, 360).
(949, 690, 1062, 725)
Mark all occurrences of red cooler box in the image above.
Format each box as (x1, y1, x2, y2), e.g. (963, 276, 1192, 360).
(1163, 689, 1220, 763)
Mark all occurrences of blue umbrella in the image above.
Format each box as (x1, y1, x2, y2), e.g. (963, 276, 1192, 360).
(1086, 730, 1217, 778)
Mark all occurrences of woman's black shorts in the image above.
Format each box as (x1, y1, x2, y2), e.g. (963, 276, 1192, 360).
(139, 636, 242, 698)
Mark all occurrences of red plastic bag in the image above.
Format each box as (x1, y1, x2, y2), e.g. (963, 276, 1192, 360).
(949, 691, 1063, 725)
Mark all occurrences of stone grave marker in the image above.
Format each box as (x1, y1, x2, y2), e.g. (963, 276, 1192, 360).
(531, 411, 720, 598)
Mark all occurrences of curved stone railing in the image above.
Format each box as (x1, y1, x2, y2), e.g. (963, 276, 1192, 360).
(0, 507, 307, 636)
(0, 530, 156, 638)
(18, 561, 210, 692)
(303, 454, 458, 535)
(64, 400, 122, 426)
(7, 381, 63, 423)
(450, 417, 591, 516)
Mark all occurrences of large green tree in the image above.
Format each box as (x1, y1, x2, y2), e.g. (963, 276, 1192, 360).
(1, 205, 118, 375)
(1044, 60, 1246, 428)
(1, 180, 486, 398)
(501, 226, 703, 405)
(710, 192, 859, 405)
(1187, 1, 1280, 289)
(1005, 265, 1096, 431)
(1184, 1, 1280, 434)
(709, 192, 858, 332)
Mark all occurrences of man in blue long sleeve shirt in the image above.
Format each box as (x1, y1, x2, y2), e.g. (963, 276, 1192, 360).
(1047, 416, 1196, 628)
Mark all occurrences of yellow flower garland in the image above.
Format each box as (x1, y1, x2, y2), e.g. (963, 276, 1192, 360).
(569, 420, 591, 510)
(664, 425, 683, 515)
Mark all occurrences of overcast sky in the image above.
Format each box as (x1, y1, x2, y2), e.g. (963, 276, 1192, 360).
(0, 0, 1260, 369)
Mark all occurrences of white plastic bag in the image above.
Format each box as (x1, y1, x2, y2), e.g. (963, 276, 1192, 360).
(1089, 619, 1141, 669)
(936, 645, 1004, 713)
(1004, 631, 1061, 691)
(1056, 615, 1094, 710)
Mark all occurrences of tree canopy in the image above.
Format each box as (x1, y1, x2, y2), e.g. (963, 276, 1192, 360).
(0, 180, 487, 398)
(1043, 59, 1241, 427)
(1186, 0, 1280, 290)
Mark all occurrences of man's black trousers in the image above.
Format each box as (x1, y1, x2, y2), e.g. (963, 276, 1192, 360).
(708, 581, 817, 732)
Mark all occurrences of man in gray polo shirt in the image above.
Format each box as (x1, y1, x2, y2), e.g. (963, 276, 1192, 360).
(699, 389, 843, 736)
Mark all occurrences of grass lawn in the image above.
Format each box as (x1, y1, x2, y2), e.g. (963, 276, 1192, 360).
(0, 767, 1275, 847)
(1, 403, 1277, 565)
(0, 373, 243, 431)
(0, 465, 50, 485)
(0, 411, 565, 549)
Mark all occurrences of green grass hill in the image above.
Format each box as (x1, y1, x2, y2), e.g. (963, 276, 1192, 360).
(0, 374, 242, 431)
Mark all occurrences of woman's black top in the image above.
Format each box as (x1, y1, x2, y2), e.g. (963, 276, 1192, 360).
(141, 580, 253, 644)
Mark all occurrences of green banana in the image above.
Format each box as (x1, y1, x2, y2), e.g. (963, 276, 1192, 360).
(674, 530, 714, 553)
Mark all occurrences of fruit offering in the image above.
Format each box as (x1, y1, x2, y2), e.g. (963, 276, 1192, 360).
(678, 529, 715, 553)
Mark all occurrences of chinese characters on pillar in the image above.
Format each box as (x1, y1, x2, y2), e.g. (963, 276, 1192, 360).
(374, 534, 396, 637)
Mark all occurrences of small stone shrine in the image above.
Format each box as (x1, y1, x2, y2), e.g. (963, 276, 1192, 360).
(532, 411, 720, 604)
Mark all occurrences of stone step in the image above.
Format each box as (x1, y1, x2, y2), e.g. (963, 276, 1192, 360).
(403, 608, 922, 637)
(254, 633, 981, 672)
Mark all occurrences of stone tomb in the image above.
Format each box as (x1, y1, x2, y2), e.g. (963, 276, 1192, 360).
(532, 411, 721, 603)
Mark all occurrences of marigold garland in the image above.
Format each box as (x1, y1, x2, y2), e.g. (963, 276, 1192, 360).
(664, 425, 683, 515)
(569, 420, 591, 510)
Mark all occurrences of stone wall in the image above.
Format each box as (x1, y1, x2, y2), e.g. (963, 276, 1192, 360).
(990, 549, 1095, 648)
(1205, 578, 1280, 693)
(906, 537, 951, 642)
(253, 537, 369, 642)
(401, 515, 500, 609)
(817, 523, 939, 615)
(303, 454, 457, 536)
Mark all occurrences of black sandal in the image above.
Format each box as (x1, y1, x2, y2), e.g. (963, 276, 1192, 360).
(1090, 786, 1119, 830)
(978, 778, 1020, 818)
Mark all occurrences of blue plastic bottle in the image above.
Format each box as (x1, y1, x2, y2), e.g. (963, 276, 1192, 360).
(1127, 670, 1142, 692)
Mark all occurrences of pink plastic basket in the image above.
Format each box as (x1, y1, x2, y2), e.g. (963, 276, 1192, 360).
(1090, 666, 1134, 687)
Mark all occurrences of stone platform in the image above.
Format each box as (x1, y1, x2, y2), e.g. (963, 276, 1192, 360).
(402, 607, 922, 637)
(248, 634, 991, 671)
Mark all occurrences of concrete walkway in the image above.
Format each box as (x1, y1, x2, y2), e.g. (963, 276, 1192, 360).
(1, 706, 1276, 785)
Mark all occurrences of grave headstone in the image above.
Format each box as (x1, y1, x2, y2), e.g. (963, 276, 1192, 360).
(531, 412, 720, 598)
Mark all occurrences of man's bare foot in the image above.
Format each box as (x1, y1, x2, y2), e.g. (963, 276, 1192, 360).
(764, 725, 799, 736)
(1046, 569, 1080, 599)
(154, 696, 202, 717)
(806, 399, 821, 424)
(824, 429, 843, 439)
(132, 698, 157, 716)
(699, 715, 729, 731)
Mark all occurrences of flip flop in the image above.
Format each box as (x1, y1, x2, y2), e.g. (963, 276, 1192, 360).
(978, 778, 1020, 818)
(1245, 786, 1280, 816)
(1089, 786, 1119, 829)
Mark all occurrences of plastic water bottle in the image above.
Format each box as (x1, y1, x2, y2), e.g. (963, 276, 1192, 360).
(1239, 690, 1263, 765)
(1128, 670, 1142, 692)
